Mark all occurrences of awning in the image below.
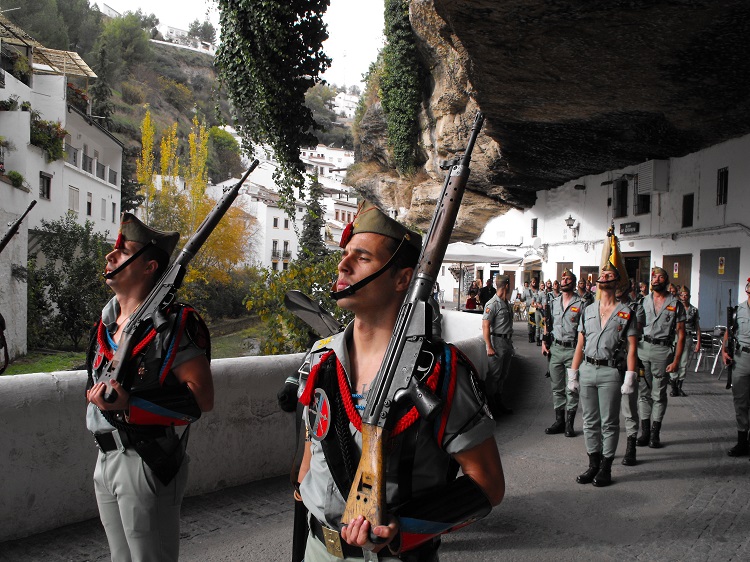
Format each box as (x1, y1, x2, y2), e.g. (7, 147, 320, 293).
(442, 242, 523, 265)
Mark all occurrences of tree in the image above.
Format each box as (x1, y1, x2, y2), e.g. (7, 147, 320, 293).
(207, 126, 244, 184)
(32, 213, 111, 350)
(96, 12, 151, 78)
(121, 147, 145, 212)
(136, 110, 156, 223)
(90, 44, 114, 127)
(151, 123, 185, 234)
(298, 176, 329, 262)
(3, 0, 69, 51)
(348, 85, 361, 96)
(188, 19, 216, 44)
(216, 0, 331, 217)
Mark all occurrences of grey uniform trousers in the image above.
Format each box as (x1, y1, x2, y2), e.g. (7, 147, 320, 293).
(486, 336, 514, 397)
(580, 363, 622, 458)
(94, 446, 189, 562)
(731, 350, 750, 432)
(549, 344, 579, 411)
(620, 381, 639, 437)
(637, 341, 672, 423)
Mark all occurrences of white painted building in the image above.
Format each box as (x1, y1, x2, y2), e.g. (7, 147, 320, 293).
(334, 92, 359, 119)
(466, 133, 750, 327)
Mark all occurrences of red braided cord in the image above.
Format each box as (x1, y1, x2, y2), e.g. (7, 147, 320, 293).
(97, 319, 157, 361)
(391, 358, 441, 436)
(336, 357, 362, 431)
(299, 350, 335, 406)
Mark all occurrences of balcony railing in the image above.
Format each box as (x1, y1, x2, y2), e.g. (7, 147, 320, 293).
(82, 154, 93, 174)
(65, 144, 78, 167)
(271, 250, 281, 259)
(108, 169, 117, 185)
(282, 250, 292, 259)
(96, 162, 105, 180)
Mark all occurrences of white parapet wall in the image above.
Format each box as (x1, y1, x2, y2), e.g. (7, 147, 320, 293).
(0, 325, 487, 542)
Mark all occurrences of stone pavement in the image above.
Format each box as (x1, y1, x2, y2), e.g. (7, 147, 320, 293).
(2, 319, 749, 561)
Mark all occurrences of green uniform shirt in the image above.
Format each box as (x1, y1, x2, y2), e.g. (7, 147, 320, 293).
(550, 293, 585, 342)
(637, 293, 686, 339)
(579, 301, 638, 360)
(482, 294, 514, 335)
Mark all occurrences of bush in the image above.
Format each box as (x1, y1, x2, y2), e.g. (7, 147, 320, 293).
(7, 170, 23, 187)
(30, 118, 67, 162)
(121, 82, 145, 105)
(158, 77, 193, 111)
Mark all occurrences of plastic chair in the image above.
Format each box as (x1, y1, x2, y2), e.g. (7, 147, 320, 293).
(695, 326, 725, 375)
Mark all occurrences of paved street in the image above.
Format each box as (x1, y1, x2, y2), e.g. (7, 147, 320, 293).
(2, 319, 749, 561)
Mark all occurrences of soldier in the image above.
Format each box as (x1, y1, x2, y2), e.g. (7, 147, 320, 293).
(567, 227, 638, 486)
(479, 277, 495, 308)
(671, 286, 700, 397)
(523, 279, 536, 342)
(86, 213, 213, 562)
(532, 279, 545, 346)
(541, 268, 585, 436)
(482, 274, 516, 417)
(296, 202, 505, 561)
(577, 279, 595, 306)
(616, 280, 641, 466)
(635, 267, 686, 449)
(722, 278, 750, 458)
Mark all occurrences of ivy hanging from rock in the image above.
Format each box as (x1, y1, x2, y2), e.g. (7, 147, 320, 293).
(215, 0, 331, 216)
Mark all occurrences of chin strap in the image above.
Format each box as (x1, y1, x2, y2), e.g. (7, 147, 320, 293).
(329, 236, 409, 300)
(103, 240, 157, 279)
(389, 475, 492, 555)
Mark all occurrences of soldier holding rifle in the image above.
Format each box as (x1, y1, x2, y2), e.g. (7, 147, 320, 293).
(86, 213, 213, 561)
(296, 202, 504, 561)
(723, 278, 750, 458)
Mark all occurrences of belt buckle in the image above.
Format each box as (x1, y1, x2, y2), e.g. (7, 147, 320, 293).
(321, 524, 344, 558)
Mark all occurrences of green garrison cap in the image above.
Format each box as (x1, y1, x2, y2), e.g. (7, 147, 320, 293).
(562, 267, 577, 283)
(339, 201, 422, 252)
(496, 274, 510, 287)
(115, 212, 180, 258)
(651, 266, 669, 279)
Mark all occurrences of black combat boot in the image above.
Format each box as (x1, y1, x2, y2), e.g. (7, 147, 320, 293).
(536, 338, 542, 346)
(493, 393, 513, 416)
(727, 430, 750, 457)
(622, 436, 637, 466)
(593, 456, 614, 487)
(649, 420, 662, 448)
(636, 418, 651, 447)
(565, 409, 577, 437)
(529, 331, 535, 343)
(670, 379, 679, 397)
(577, 452, 601, 484)
(545, 408, 565, 434)
(678, 380, 688, 397)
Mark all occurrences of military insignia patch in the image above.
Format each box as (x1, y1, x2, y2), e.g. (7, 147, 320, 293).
(312, 336, 333, 352)
(571, 306, 580, 313)
(485, 307, 490, 314)
(666, 305, 676, 312)
(617, 311, 630, 319)
(305, 388, 331, 441)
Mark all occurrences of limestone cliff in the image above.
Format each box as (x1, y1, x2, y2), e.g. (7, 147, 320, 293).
(350, 0, 750, 240)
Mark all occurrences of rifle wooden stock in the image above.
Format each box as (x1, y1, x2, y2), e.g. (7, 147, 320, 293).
(726, 289, 735, 390)
(101, 161, 259, 402)
(342, 113, 485, 528)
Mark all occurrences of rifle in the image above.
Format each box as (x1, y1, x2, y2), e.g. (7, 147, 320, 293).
(101, 161, 259, 402)
(542, 300, 552, 377)
(342, 112, 484, 527)
(725, 289, 736, 390)
(0, 199, 36, 254)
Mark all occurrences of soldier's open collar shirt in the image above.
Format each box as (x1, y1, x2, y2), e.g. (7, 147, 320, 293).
(550, 293, 585, 342)
(482, 294, 513, 336)
(736, 301, 750, 347)
(299, 323, 495, 529)
(637, 292, 686, 339)
(579, 301, 638, 360)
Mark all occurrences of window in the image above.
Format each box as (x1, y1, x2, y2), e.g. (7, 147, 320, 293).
(273, 217, 279, 228)
(272, 240, 279, 258)
(86, 192, 92, 216)
(531, 218, 538, 238)
(613, 179, 628, 218)
(101, 198, 106, 220)
(284, 218, 289, 229)
(633, 177, 650, 215)
(717, 167, 728, 205)
(335, 210, 340, 221)
(112, 202, 117, 223)
(682, 194, 694, 228)
(282, 261, 289, 270)
(39, 173, 52, 199)
(68, 186, 80, 213)
(271, 261, 278, 271)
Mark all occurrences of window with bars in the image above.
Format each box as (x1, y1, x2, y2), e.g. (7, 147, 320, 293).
(531, 218, 538, 237)
(86, 192, 92, 216)
(613, 179, 628, 218)
(717, 167, 728, 205)
(633, 176, 650, 215)
(682, 194, 694, 228)
(39, 173, 52, 200)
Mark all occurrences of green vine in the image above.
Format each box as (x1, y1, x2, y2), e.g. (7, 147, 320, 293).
(30, 116, 68, 162)
(215, 0, 331, 217)
(381, 0, 424, 175)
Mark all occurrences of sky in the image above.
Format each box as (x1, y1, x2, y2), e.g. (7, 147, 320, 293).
(106, 0, 385, 89)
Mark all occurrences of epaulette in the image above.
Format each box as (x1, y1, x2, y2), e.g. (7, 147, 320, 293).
(311, 335, 334, 352)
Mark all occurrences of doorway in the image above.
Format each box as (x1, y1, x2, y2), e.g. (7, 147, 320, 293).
(662, 254, 692, 290)
(699, 248, 740, 327)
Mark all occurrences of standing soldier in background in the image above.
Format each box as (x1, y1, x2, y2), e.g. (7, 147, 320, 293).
(723, 278, 750, 457)
(483, 274, 516, 416)
(532, 279, 546, 346)
(526, 278, 540, 343)
(86, 214, 213, 562)
(671, 286, 700, 397)
(577, 279, 595, 307)
(636, 268, 686, 449)
(567, 227, 638, 486)
(479, 276, 495, 308)
(616, 280, 641, 466)
(541, 268, 585, 436)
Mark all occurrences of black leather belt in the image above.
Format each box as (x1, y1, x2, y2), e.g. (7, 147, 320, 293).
(491, 333, 512, 339)
(554, 339, 576, 348)
(309, 516, 362, 558)
(585, 356, 617, 367)
(737, 345, 750, 355)
(643, 335, 670, 346)
(93, 431, 129, 452)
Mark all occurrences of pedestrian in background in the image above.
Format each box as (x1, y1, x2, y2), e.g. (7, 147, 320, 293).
(672, 286, 700, 397)
(723, 278, 750, 458)
(483, 274, 515, 416)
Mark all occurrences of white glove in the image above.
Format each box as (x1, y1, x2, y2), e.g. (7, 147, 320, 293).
(567, 368, 580, 393)
(621, 371, 638, 394)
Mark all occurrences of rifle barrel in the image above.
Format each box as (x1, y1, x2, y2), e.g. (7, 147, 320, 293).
(0, 200, 36, 255)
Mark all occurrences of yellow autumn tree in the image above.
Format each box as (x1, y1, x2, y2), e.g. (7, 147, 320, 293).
(136, 109, 156, 223)
(151, 123, 185, 235)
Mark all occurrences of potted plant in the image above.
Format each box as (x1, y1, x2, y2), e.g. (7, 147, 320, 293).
(7, 170, 24, 188)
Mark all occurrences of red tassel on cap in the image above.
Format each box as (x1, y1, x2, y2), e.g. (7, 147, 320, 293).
(339, 222, 354, 248)
(114, 233, 124, 249)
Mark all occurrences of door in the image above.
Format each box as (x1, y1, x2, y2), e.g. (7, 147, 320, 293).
(662, 254, 692, 290)
(623, 251, 651, 287)
(557, 262, 573, 281)
(579, 266, 599, 286)
(699, 248, 740, 328)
